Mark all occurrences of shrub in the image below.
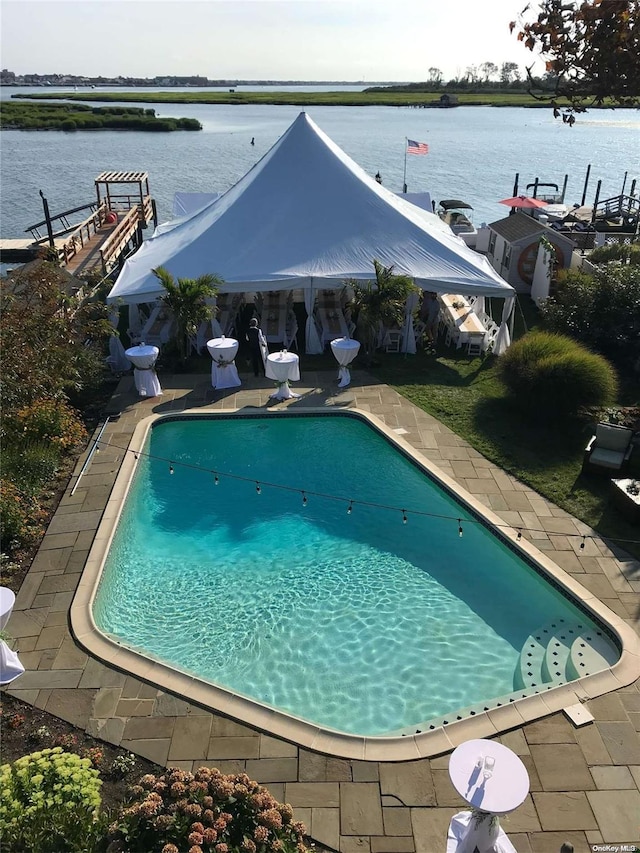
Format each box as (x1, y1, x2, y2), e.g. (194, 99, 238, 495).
(589, 242, 640, 266)
(541, 264, 640, 371)
(11, 398, 87, 452)
(1, 441, 61, 497)
(499, 331, 618, 420)
(0, 480, 39, 553)
(107, 766, 309, 853)
(60, 119, 77, 131)
(0, 747, 102, 853)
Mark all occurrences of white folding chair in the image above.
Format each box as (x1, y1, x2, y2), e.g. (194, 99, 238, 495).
(385, 330, 402, 352)
(483, 322, 500, 353)
(444, 324, 460, 348)
(466, 332, 485, 357)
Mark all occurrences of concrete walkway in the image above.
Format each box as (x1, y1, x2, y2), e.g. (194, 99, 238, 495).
(3, 370, 639, 853)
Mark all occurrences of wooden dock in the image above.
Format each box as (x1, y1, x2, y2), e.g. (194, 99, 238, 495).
(1, 171, 157, 276)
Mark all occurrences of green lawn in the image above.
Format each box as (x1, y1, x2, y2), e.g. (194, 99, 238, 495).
(374, 347, 639, 560)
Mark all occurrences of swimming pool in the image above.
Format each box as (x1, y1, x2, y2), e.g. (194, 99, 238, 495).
(89, 411, 623, 741)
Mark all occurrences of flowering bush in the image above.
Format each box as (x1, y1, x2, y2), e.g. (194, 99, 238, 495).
(11, 398, 87, 453)
(27, 725, 53, 745)
(109, 751, 138, 779)
(0, 747, 102, 852)
(107, 766, 309, 853)
(53, 732, 78, 750)
(5, 712, 26, 730)
(80, 746, 106, 770)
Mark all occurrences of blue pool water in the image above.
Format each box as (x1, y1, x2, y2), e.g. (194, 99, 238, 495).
(93, 414, 599, 735)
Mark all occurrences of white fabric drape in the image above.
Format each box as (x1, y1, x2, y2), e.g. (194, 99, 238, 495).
(493, 296, 515, 356)
(107, 307, 131, 371)
(446, 811, 516, 853)
(259, 330, 269, 369)
(210, 297, 223, 338)
(304, 283, 323, 354)
(0, 640, 25, 685)
(128, 303, 142, 338)
(401, 291, 420, 354)
(474, 295, 486, 316)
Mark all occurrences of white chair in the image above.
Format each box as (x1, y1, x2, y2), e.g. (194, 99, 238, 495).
(444, 324, 460, 348)
(483, 321, 500, 353)
(385, 330, 402, 352)
(466, 332, 485, 357)
(413, 320, 427, 349)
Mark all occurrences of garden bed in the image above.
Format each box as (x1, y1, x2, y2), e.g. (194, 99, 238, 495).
(0, 693, 162, 813)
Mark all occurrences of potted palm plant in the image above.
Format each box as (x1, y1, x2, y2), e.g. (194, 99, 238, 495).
(346, 260, 419, 365)
(152, 267, 222, 366)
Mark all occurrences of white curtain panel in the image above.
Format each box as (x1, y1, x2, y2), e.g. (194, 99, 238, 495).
(401, 291, 420, 354)
(494, 296, 516, 355)
(304, 284, 323, 354)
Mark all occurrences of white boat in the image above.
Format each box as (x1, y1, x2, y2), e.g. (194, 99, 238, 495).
(437, 199, 478, 247)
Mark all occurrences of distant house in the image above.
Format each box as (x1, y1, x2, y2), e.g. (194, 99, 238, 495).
(438, 93, 459, 107)
(486, 212, 576, 291)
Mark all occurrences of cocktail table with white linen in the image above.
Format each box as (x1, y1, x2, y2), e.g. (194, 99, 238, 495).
(124, 343, 162, 397)
(206, 336, 241, 389)
(0, 586, 24, 685)
(330, 337, 360, 387)
(265, 350, 300, 400)
(446, 738, 529, 853)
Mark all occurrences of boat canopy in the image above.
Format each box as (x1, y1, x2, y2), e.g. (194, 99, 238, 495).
(439, 200, 474, 210)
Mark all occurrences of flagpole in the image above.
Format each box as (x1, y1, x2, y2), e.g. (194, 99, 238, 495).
(403, 138, 408, 194)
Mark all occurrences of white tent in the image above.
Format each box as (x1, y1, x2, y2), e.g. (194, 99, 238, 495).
(107, 112, 514, 311)
(172, 191, 220, 219)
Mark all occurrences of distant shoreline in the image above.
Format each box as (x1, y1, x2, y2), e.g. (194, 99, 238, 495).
(9, 91, 587, 109)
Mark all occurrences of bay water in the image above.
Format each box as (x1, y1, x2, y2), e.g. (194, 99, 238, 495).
(1, 85, 638, 238)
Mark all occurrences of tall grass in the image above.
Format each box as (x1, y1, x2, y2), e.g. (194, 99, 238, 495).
(499, 331, 618, 420)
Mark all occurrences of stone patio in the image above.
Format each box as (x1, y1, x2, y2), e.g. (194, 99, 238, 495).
(3, 369, 639, 853)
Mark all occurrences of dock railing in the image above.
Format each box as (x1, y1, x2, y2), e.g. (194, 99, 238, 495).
(29, 201, 111, 265)
(99, 206, 143, 273)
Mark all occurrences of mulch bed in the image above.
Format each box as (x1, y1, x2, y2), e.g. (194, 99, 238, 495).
(0, 695, 331, 852)
(0, 692, 163, 813)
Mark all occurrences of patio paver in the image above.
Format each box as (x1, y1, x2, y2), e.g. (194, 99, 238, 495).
(2, 371, 639, 852)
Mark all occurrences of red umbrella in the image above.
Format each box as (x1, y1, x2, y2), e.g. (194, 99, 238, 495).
(499, 195, 549, 209)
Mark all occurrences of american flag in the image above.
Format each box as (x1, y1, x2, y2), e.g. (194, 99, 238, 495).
(407, 139, 429, 155)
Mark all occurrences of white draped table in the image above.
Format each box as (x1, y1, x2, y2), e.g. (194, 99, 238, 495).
(446, 738, 529, 853)
(330, 337, 360, 387)
(266, 351, 301, 400)
(206, 337, 241, 389)
(125, 344, 163, 397)
(0, 587, 24, 685)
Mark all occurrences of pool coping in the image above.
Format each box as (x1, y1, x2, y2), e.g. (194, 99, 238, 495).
(69, 406, 640, 762)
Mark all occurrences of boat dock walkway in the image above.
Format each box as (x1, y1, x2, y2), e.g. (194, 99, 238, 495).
(1, 171, 157, 277)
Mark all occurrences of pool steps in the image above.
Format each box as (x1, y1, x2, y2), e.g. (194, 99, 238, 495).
(385, 620, 619, 738)
(514, 617, 619, 690)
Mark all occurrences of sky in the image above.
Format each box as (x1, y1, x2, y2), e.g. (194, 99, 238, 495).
(0, 0, 542, 82)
